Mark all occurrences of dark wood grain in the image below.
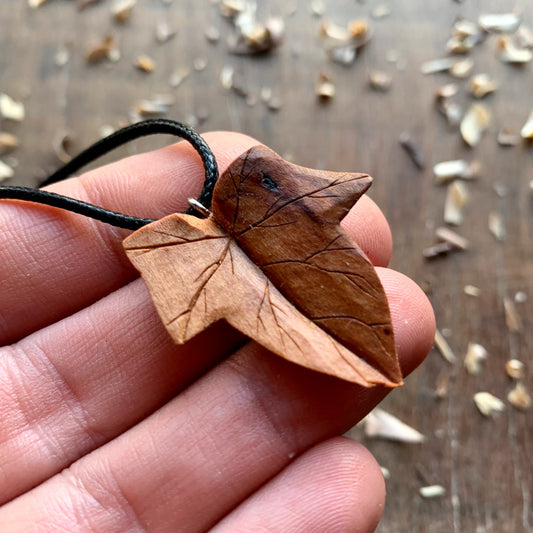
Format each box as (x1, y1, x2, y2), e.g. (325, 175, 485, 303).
(1, 1, 532, 531)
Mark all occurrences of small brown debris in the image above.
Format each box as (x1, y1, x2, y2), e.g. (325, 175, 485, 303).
(489, 212, 506, 241)
(478, 13, 521, 33)
(112, 0, 136, 23)
(316, 73, 335, 101)
(135, 54, 156, 72)
(521, 111, 533, 139)
(363, 408, 426, 443)
(0, 133, 19, 154)
(464, 285, 481, 297)
(155, 22, 176, 43)
(434, 329, 457, 364)
(420, 485, 446, 499)
(508, 383, 531, 411)
(469, 74, 498, 98)
(348, 19, 369, 40)
(497, 127, 521, 146)
(52, 130, 73, 164)
(506, 359, 525, 380)
(78, 0, 103, 9)
(444, 181, 469, 226)
(460, 104, 490, 147)
(399, 132, 424, 170)
(0, 93, 25, 122)
(369, 70, 392, 92)
(474, 392, 505, 417)
(0, 160, 14, 182)
(497, 36, 533, 63)
(436, 227, 469, 250)
(135, 95, 174, 117)
(85, 35, 117, 64)
(169, 67, 190, 88)
(464, 343, 488, 375)
(504, 297, 522, 332)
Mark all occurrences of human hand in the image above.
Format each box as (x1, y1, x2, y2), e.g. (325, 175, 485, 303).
(0, 133, 435, 532)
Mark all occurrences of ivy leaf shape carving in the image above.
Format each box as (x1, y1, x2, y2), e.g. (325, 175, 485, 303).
(123, 146, 402, 388)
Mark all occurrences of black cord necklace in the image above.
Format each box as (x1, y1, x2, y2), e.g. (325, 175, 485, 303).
(0, 119, 218, 230)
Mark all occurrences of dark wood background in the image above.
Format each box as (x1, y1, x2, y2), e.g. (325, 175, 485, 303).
(1, 1, 532, 531)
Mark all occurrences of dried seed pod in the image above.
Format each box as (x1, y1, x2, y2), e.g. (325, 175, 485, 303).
(479, 13, 521, 33)
(444, 181, 469, 226)
(489, 211, 506, 241)
(460, 104, 490, 147)
(0, 132, 19, 154)
(508, 383, 531, 411)
(434, 329, 456, 363)
(474, 392, 505, 417)
(135, 54, 156, 72)
(363, 408, 425, 443)
(505, 359, 525, 380)
(469, 74, 498, 98)
(0, 93, 25, 122)
(521, 111, 533, 139)
(497, 127, 521, 146)
(497, 36, 533, 63)
(0, 160, 14, 182)
(464, 343, 488, 375)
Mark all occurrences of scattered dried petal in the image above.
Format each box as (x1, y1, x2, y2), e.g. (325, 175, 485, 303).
(328, 45, 357, 66)
(420, 485, 446, 498)
(85, 35, 117, 64)
(474, 392, 505, 417)
(364, 408, 426, 443)
(469, 74, 498, 98)
(0, 160, 14, 182)
(435, 372, 450, 399)
(205, 25, 221, 43)
(319, 21, 350, 42)
(112, 0, 136, 22)
(464, 285, 481, 297)
(380, 466, 391, 479)
(436, 226, 469, 250)
(0, 133, 19, 154)
(98, 124, 115, 138)
(460, 104, 490, 147)
(310, 0, 325, 17)
(29, 0, 48, 7)
(479, 13, 521, 33)
(155, 22, 176, 43)
(521, 111, 533, 139)
(135, 54, 156, 72)
(220, 0, 245, 18)
(489, 211, 506, 241)
(434, 329, 457, 364)
(505, 359, 525, 380)
(497, 36, 533, 63)
(169, 67, 190, 88)
(135, 95, 174, 117)
(0, 93, 25, 122)
(449, 57, 474, 78)
(193, 57, 208, 71)
(497, 127, 521, 146)
(220, 65, 234, 90)
(444, 181, 469, 226)
(508, 383, 531, 410)
(369, 70, 392, 91)
(516, 25, 533, 49)
(464, 342, 488, 375)
(423, 242, 454, 259)
(316, 73, 335, 101)
(420, 57, 455, 74)
(372, 5, 390, 19)
(453, 19, 480, 39)
(504, 297, 522, 332)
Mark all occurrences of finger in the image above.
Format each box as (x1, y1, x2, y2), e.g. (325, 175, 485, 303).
(0, 269, 434, 529)
(211, 437, 385, 533)
(0, 133, 391, 345)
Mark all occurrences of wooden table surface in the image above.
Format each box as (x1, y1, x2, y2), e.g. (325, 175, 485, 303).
(1, 1, 532, 531)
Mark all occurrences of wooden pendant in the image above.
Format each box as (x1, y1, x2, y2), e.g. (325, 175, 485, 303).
(123, 146, 402, 388)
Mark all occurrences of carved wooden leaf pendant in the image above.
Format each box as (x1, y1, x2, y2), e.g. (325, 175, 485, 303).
(123, 146, 402, 388)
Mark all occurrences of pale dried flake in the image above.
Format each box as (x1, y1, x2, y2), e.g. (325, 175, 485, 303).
(266, 95, 283, 112)
(478, 13, 521, 34)
(135, 95, 175, 117)
(505, 359, 525, 380)
(98, 124, 115, 139)
(368, 70, 392, 92)
(435, 83, 458, 100)
(504, 296, 522, 332)
(220, 65, 234, 90)
(444, 181, 469, 226)
(320, 21, 350, 42)
(420, 485, 446, 498)
(54, 45, 70, 68)
(85, 35, 118, 64)
(520, 111, 533, 139)
(169, 67, 190, 88)
(508, 383, 532, 411)
(474, 392, 505, 417)
(135, 54, 155, 73)
(399, 132, 424, 170)
(372, 5, 390, 19)
(497, 36, 533, 63)
(516, 25, 533, 49)
(260, 86, 273, 103)
(515, 291, 527, 303)
(112, 0, 136, 22)
(497, 127, 521, 146)
(380, 466, 391, 480)
(464, 284, 481, 297)
(0, 160, 14, 182)
(446, 36, 476, 54)
(363, 408, 425, 443)
(420, 57, 455, 74)
(52, 130, 73, 164)
(0, 133, 19, 154)
(469, 74, 497, 99)
(434, 329, 457, 364)
(229, 14, 285, 55)
(155, 22, 176, 43)
(460, 104, 490, 147)
(489, 211, 506, 241)
(316, 73, 335, 101)
(435, 372, 450, 399)
(449, 57, 474, 78)
(220, 0, 245, 18)
(310, 0, 325, 17)
(348, 19, 370, 40)
(0, 93, 25, 122)
(464, 342, 488, 375)
(453, 19, 479, 39)
(329, 45, 357, 66)
(193, 57, 208, 71)
(29, 0, 48, 7)
(423, 242, 454, 259)
(436, 226, 469, 250)
(205, 25, 221, 43)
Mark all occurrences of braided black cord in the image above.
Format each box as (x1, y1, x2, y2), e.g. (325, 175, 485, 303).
(0, 119, 219, 230)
